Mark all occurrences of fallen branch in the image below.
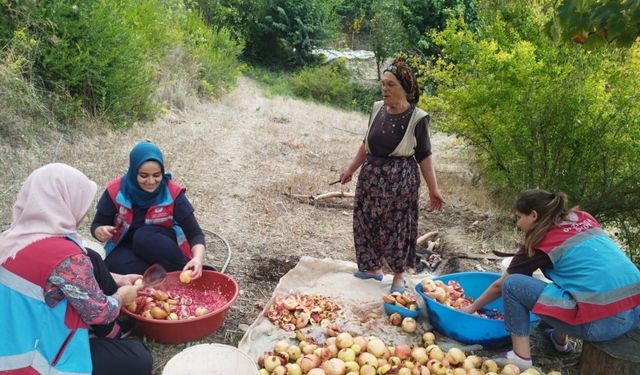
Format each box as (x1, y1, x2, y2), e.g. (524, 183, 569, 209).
(449, 252, 503, 261)
(285, 190, 355, 201)
(416, 230, 439, 246)
(314, 191, 355, 200)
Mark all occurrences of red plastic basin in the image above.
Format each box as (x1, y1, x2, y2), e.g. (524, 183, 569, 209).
(122, 270, 239, 344)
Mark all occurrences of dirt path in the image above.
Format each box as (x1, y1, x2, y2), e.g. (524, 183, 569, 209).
(0, 76, 580, 374)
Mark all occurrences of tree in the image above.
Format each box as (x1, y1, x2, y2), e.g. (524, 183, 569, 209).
(369, 0, 407, 79)
(244, 0, 335, 68)
(548, 0, 640, 47)
(400, 0, 479, 56)
(424, 1, 640, 263)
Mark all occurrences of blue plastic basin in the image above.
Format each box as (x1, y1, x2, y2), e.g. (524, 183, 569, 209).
(384, 302, 420, 319)
(415, 272, 540, 347)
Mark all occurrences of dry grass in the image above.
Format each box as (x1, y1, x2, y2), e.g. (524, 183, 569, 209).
(0, 76, 579, 374)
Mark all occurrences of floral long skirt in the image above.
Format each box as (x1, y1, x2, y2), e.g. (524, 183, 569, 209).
(353, 155, 419, 273)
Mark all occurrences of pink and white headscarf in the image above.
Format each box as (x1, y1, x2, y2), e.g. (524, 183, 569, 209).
(0, 163, 97, 264)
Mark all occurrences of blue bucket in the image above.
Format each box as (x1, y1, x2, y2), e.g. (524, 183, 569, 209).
(415, 272, 540, 347)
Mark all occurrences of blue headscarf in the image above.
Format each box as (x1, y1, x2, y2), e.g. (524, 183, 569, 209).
(120, 141, 169, 208)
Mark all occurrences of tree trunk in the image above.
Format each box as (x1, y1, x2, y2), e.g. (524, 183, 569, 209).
(579, 326, 640, 375)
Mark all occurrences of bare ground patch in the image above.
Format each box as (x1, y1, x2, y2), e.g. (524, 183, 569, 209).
(0, 76, 580, 374)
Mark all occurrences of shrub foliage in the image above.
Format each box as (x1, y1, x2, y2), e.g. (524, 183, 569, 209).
(423, 2, 640, 263)
(0, 0, 242, 128)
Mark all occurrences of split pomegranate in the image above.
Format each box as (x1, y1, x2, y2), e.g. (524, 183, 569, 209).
(421, 278, 505, 320)
(265, 294, 342, 331)
(127, 285, 227, 320)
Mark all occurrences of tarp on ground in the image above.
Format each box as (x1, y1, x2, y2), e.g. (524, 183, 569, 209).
(238, 256, 480, 361)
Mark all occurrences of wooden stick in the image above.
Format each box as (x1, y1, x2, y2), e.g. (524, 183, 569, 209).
(284, 191, 355, 201)
(416, 230, 439, 246)
(313, 191, 355, 200)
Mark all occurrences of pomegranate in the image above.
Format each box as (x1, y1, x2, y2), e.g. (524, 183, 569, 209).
(179, 270, 192, 284)
(401, 317, 417, 333)
(322, 358, 346, 375)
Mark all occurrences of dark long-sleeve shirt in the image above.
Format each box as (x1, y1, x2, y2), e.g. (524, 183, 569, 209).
(91, 190, 205, 247)
(365, 104, 432, 163)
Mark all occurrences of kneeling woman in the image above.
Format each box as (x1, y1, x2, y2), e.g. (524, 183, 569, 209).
(0, 163, 151, 375)
(91, 141, 207, 277)
(463, 189, 640, 370)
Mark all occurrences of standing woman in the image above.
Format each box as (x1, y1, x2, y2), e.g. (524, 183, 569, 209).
(339, 58, 445, 293)
(0, 163, 152, 375)
(91, 140, 207, 277)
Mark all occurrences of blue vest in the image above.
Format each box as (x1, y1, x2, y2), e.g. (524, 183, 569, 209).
(0, 237, 92, 374)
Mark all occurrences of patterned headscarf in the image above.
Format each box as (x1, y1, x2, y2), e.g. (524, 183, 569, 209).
(383, 59, 420, 104)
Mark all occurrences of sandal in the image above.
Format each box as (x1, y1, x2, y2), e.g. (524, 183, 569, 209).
(390, 279, 407, 294)
(353, 271, 383, 281)
(545, 328, 574, 353)
(390, 284, 406, 293)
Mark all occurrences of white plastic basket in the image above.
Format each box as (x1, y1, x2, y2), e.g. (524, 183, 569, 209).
(163, 343, 258, 375)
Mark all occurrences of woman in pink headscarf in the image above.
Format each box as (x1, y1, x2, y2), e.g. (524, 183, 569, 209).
(0, 163, 152, 375)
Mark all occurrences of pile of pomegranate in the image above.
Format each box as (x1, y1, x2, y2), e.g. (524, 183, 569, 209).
(256, 331, 552, 375)
(381, 291, 419, 332)
(265, 294, 342, 332)
(126, 278, 228, 320)
(420, 278, 504, 320)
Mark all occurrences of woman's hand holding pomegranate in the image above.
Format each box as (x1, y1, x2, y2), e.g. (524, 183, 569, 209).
(115, 284, 142, 306)
(112, 273, 142, 287)
(95, 225, 116, 242)
(183, 244, 206, 280)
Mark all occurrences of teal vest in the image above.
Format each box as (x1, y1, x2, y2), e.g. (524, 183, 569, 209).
(0, 237, 92, 374)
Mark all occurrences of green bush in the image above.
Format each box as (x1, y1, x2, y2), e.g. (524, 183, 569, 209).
(249, 61, 378, 113)
(0, 0, 243, 129)
(291, 61, 352, 105)
(0, 35, 52, 140)
(350, 80, 380, 113)
(183, 11, 244, 97)
(424, 3, 640, 264)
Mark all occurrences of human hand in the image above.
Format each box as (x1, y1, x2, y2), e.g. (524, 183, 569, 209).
(116, 284, 142, 306)
(428, 189, 446, 211)
(461, 305, 477, 314)
(95, 225, 116, 242)
(183, 258, 203, 280)
(339, 167, 353, 184)
(113, 273, 143, 287)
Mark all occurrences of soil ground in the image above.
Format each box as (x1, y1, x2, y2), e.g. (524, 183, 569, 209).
(0, 76, 581, 374)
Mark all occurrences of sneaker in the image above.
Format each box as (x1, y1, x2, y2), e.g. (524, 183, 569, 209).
(545, 328, 574, 353)
(492, 350, 533, 371)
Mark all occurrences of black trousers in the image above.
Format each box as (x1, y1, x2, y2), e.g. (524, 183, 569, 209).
(85, 248, 153, 375)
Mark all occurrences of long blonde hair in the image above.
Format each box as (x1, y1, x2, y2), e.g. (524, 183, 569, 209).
(513, 189, 569, 256)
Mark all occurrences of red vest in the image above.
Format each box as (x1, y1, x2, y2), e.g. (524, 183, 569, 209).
(104, 176, 192, 258)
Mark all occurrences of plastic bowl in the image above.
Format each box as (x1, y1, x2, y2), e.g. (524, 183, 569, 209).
(415, 272, 539, 347)
(384, 302, 420, 319)
(162, 343, 257, 375)
(122, 270, 239, 344)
